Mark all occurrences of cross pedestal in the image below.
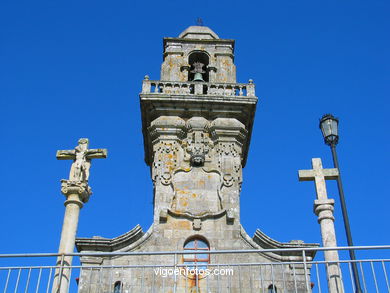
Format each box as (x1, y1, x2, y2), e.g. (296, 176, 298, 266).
(299, 158, 344, 293)
(52, 139, 106, 293)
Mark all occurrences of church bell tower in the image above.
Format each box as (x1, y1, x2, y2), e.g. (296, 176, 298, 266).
(140, 26, 257, 228)
(76, 26, 317, 293)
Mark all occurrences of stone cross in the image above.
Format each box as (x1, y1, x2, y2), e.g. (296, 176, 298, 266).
(299, 158, 344, 293)
(53, 138, 107, 293)
(298, 158, 338, 200)
(56, 138, 107, 183)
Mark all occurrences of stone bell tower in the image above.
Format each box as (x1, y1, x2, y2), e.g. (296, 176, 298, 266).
(76, 26, 318, 293)
(140, 26, 256, 228)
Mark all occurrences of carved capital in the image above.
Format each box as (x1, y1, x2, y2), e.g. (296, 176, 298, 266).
(60, 179, 92, 204)
(209, 118, 247, 145)
(314, 199, 335, 222)
(148, 116, 186, 143)
(186, 117, 209, 132)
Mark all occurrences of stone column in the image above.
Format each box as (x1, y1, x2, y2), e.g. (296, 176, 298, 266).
(314, 199, 344, 293)
(299, 158, 344, 293)
(52, 180, 91, 293)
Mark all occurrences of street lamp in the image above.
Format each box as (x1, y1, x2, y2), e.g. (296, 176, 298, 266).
(319, 114, 339, 146)
(319, 114, 362, 293)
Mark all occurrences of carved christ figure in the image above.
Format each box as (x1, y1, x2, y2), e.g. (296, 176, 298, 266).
(70, 139, 91, 182)
(56, 138, 107, 183)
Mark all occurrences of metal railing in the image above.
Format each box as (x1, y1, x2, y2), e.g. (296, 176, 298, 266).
(1, 246, 389, 293)
(141, 78, 256, 97)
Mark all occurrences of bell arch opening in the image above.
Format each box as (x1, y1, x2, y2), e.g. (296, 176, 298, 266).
(188, 51, 210, 82)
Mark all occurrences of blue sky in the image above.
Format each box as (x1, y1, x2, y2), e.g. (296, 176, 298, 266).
(0, 0, 389, 259)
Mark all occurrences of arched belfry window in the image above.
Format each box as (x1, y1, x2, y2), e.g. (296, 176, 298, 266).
(183, 237, 210, 269)
(113, 281, 121, 293)
(188, 51, 209, 82)
(268, 284, 277, 293)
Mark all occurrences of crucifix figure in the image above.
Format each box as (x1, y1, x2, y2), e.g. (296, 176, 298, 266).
(299, 158, 344, 293)
(56, 138, 107, 183)
(53, 138, 107, 293)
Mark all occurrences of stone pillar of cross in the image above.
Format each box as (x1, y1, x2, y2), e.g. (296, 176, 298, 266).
(52, 138, 107, 293)
(299, 158, 344, 293)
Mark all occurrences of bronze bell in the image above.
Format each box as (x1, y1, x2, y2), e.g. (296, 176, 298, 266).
(191, 62, 205, 82)
(193, 72, 204, 82)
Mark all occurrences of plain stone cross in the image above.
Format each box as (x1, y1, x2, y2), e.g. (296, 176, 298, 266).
(56, 138, 107, 183)
(299, 158, 345, 292)
(298, 158, 339, 200)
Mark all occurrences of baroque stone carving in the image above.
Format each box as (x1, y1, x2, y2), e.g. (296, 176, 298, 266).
(152, 142, 181, 186)
(149, 116, 248, 222)
(216, 142, 242, 186)
(183, 117, 213, 166)
(149, 116, 186, 186)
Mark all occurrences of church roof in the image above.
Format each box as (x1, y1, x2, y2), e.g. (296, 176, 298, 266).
(178, 26, 219, 40)
(252, 229, 319, 259)
(75, 224, 145, 252)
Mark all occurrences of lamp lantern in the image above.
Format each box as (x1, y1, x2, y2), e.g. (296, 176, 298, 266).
(320, 114, 339, 146)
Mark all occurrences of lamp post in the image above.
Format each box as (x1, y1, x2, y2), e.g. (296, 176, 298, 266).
(319, 114, 362, 293)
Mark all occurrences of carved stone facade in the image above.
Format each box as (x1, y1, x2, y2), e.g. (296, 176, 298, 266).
(75, 26, 318, 292)
(149, 116, 245, 226)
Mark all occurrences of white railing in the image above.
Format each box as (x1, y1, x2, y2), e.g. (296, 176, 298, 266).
(1, 246, 389, 293)
(141, 77, 256, 97)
